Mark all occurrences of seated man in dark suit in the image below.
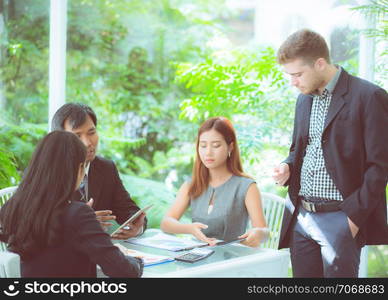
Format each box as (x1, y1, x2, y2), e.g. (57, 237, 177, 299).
(51, 103, 146, 239)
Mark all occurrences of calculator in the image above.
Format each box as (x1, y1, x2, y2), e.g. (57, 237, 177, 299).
(175, 248, 215, 263)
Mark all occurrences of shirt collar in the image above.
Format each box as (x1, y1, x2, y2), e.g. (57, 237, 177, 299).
(311, 65, 341, 97)
(84, 162, 90, 176)
(325, 65, 341, 94)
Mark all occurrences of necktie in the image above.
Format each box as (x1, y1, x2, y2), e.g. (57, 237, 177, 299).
(79, 174, 88, 202)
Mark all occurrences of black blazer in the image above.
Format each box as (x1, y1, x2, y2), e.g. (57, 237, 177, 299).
(21, 201, 143, 277)
(279, 68, 388, 249)
(78, 156, 147, 227)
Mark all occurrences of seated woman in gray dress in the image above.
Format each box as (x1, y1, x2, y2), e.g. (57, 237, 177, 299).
(161, 117, 268, 247)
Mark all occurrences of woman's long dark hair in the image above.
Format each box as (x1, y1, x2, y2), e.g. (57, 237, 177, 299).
(0, 131, 86, 259)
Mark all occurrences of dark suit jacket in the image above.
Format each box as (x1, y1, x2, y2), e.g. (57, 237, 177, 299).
(78, 156, 147, 228)
(21, 201, 143, 277)
(279, 68, 388, 249)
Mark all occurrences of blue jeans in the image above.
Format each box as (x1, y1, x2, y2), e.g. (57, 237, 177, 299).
(290, 206, 361, 277)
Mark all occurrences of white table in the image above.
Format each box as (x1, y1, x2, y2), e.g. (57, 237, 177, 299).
(106, 229, 290, 278)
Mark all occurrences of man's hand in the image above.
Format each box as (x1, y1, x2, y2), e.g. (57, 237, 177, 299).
(87, 198, 115, 228)
(111, 213, 146, 240)
(272, 163, 290, 186)
(95, 210, 116, 228)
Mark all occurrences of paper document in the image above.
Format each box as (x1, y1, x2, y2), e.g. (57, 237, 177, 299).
(116, 244, 174, 267)
(126, 232, 212, 252)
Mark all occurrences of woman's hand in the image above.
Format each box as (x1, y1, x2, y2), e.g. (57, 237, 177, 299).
(239, 227, 269, 248)
(188, 222, 217, 246)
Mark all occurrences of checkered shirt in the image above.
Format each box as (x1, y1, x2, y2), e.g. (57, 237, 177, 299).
(299, 88, 343, 201)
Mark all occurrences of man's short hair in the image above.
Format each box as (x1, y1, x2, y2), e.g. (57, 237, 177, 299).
(51, 103, 97, 131)
(277, 29, 331, 65)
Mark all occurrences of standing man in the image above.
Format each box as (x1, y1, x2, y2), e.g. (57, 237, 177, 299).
(52, 103, 147, 239)
(273, 29, 388, 277)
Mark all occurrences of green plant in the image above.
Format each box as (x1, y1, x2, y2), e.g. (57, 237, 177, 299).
(177, 48, 284, 120)
(0, 112, 47, 184)
(0, 149, 20, 189)
(368, 245, 388, 277)
(98, 135, 147, 174)
(1, 0, 228, 184)
(0, 121, 47, 172)
(63, 0, 227, 178)
(176, 47, 296, 169)
(120, 174, 190, 228)
(0, 9, 49, 123)
(352, 0, 388, 40)
(352, 0, 388, 86)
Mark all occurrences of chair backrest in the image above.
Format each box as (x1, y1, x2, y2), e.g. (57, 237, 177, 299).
(0, 251, 21, 278)
(0, 186, 17, 251)
(0, 186, 17, 207)
(260, 192, 285, 249)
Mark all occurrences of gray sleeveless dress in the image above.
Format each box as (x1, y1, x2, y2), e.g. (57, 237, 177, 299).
(190, 175, 255, 241)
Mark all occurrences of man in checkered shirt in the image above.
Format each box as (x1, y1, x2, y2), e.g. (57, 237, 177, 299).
(273, 29, 388, 277)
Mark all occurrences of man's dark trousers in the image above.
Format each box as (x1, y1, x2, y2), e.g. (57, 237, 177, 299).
(290, 205, 361, 277)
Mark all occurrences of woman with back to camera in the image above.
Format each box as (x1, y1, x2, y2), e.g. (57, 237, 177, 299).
(0, 131, 143, 277)
(161, 117, 268, 247)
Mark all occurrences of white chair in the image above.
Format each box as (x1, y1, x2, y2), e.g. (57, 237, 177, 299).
(0, 251, 20, 277)
(0, 186, 17, 206)
(0, 187, 21, 277)
(0, 186, 18, 251)
(260, 192, 286, 249)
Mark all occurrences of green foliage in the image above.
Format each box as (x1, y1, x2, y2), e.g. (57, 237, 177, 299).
(0, 9, 49, 123)
(0, 149, 19, 189)
(98, 135, 147, 174)
(330, 26, 360, 75)
(177, 48, 282, 121)
(352, 0, 388, 40)
(0, 112, 46, 188)
(176, 47, 294, 131)
(63, 0, 225, 179)
(0, 0, 228, 191)
(131, 146, 194, 185)
(352, 0, 388, 86)
(176, 47, 296, 170)
(0, 113, 47, 174)
(367, 245, 388, 277)
(120, 174, 190, 228)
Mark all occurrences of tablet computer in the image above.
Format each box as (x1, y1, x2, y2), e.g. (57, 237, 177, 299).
(110, 204, 153, 237)
(214, 237, 246, 246)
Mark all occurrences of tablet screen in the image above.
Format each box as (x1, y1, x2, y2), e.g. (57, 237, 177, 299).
(110, 204, 153, 237)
